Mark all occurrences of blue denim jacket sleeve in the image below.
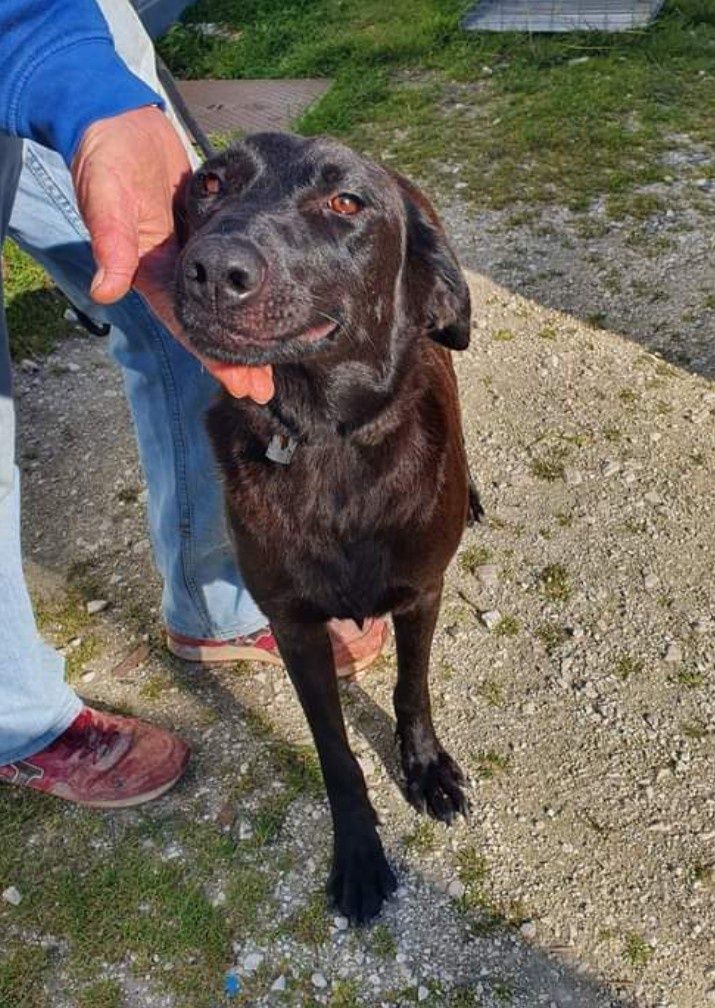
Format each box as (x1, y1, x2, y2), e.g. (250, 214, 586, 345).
(0, 0, 165, 165)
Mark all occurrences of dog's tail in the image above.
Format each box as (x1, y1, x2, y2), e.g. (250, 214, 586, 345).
(467, 473, 484, 526)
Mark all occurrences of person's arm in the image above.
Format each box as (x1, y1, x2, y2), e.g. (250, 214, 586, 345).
(0, 0, 273, 402)
(0, 0, 164, 165)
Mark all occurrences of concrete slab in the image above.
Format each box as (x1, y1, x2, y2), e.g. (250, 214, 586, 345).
(175, 78, 332, 137)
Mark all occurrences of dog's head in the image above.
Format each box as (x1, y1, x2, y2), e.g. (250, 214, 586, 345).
(175, 132, 470, 366)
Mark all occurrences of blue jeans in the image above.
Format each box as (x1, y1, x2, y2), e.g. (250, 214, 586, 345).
(0, 135, 266, 765)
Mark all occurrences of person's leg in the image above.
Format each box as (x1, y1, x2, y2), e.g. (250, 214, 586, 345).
(9, 141, 267, 640)
(0, 135, 83, 765)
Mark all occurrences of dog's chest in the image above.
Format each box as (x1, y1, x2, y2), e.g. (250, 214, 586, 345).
(226, 434, 440, 619)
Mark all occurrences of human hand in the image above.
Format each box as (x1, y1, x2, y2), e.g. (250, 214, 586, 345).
(71, 106, 274, 403)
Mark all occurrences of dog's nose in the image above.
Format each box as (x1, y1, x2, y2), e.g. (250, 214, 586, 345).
(182, 239, 266, 305)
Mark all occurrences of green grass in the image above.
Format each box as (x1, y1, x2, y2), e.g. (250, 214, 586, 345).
(160, 1, 715, 213)
(0, 945, 50, 1008)
(0, 705, 334, 1006)
(2, 240, 72, 360)
(77, 980, 123, 1008)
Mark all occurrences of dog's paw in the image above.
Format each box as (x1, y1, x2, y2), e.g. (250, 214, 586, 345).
(405, 749, 469, 824)
(327, 831, 397, 925)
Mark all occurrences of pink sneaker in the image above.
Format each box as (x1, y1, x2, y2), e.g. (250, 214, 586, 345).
(167, 618, 388, 678)
(0, 707, 189, 808)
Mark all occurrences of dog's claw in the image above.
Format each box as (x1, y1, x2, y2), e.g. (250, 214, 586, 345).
(405, 749, 468, 824)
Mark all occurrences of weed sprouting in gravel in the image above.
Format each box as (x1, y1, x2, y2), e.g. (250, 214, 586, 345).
(618, 387, 640, 407)
(535, 623, 569, 654)
(459, 544, 492, 574)
(613, 653, 644, 680)
(448, 986, 482, 1006)
(492, 328, 515, 342)
(539, 564, 572, 602)
(623, 932, 653, 967)
(473, 750, 511, 781)
(456, 846, 489, 907)
(529, 444, 569, 482)
(674, 668, 704, 688)
(403, 820, 438, 855)
(691, 862, 714, 887)
(475, 679, 504, 707)
(329, 980, 362, 1008)
(286, 893, 331, 946)
(493, 615, 521, 637)
(370, 923, 397, 958)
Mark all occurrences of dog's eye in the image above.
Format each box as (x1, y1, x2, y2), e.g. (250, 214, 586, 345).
(328, 192, 363, 215)
(198, 172, 223, 198)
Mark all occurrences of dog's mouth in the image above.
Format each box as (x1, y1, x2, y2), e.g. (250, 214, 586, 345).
(181, 318, 341, 367)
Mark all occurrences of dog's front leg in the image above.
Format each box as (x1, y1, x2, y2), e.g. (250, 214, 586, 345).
(271, 619, 397, 923)
(393, 586, 468, 823)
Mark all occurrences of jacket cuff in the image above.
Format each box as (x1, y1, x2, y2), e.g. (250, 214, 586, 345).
(14, 38, 165, 165)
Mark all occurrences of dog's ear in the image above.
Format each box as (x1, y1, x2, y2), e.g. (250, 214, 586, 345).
(173, 174, 192, 249)
(391, 171, 471, 350)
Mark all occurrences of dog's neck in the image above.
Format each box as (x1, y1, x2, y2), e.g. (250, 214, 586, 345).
(264, 329, 424, 447)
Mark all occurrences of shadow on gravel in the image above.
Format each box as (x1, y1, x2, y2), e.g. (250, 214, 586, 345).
(440, 198, 715, 381)
(163, 659, 637, 1008)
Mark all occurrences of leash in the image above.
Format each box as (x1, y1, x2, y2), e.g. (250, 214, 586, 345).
(156, 55, 216, 161)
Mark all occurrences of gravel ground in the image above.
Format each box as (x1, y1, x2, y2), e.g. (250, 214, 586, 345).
(6, 195, 714, 1007)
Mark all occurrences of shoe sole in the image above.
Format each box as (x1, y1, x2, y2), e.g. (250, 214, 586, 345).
(78, 758, 190, 809)
(166, 625, 389, 679)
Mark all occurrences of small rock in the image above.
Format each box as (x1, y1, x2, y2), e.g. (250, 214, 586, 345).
(643, 491, 663, 506)
(86, 599, 108, 615)
(564, 468, 583, 486)
(520, 920, 537, 940)
(270, 976, 287, 992)
(692, 620, 708, 635)
(643, 573, 659, 591)
(601, 460, 620, 478)
(243, 952, 263, 973)
(475, 564, 499, 588)
(334, 915, 349, 931)
(447, 879, 465, 899)
(480, 610, 501, 631)
(66, 362, 80, 373)
(663, 643, 682, 664)
(80, 671, 96, 683)
(417, 987, 429, 1003)
(311, 972, 327, 989)
(20, 358, 39, 373)
(2, 886, 22, 906)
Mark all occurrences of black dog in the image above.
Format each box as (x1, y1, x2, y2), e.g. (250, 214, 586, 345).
(175, 132, 480, 923)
